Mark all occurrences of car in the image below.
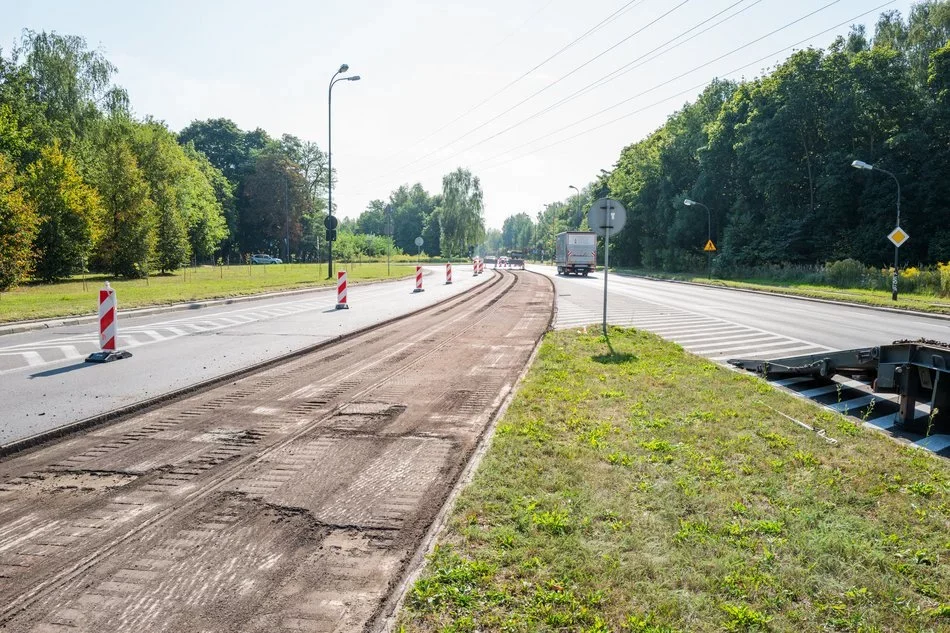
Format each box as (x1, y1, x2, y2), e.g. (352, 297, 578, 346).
(250, 254, 282, 264)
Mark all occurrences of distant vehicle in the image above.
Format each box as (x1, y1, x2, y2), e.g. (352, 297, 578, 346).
(250, 254, 283, 264)
(555, 232, 596, 276)
(508, 251, 525, 269)
(484, 256, 497, 265)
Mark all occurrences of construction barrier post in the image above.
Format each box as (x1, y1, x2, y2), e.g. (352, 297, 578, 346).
(85, 282, 132, 363)
(414, 265, 425, 293)
(336, 270, 349, 309)
(445, 262, 452, 284)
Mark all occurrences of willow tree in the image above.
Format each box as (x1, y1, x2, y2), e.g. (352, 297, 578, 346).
(438, 167, 485, 258)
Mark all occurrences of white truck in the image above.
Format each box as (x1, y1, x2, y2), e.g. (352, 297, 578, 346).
(555, 231, 597, 276)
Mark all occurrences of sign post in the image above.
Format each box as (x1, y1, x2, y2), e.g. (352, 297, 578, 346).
(887, 226, 908, 301)
(703, 239, 717, 279)
(588, 198, 627, 337)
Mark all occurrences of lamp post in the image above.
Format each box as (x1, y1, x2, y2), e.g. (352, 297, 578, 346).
(684, 198, 712, 278)
(327, 64, 360, 278)
(852, 160, 901, 301)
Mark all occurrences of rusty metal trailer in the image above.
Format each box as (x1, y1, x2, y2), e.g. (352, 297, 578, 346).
(729, 339, 950, 434)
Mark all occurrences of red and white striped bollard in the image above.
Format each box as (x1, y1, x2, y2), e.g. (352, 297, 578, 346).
(445, 262, 453, 284)
(414, 265, 425, 292)
(85, 282, 132, 363)
(336, 270, 349, 309)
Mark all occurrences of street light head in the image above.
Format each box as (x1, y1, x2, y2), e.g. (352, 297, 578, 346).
(348, 75, 361, 81)
(569, 185, 578, 192)
(338, 64, 349, 73)
(851, 160, 873, 170)
(684, 198, 696, 206)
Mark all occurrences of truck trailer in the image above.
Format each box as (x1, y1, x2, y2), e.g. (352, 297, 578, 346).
(555, 231, 596, 276)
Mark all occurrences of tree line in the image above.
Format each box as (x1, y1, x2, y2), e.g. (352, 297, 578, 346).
(0, 30, 488, 293)
(496, 2, 950, 276)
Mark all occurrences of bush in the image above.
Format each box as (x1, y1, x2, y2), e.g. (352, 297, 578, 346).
(824, 258, 867, 288)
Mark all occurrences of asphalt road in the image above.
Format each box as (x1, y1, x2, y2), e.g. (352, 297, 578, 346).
(0, 267, 491, 446)
(531, 264, 950, 351)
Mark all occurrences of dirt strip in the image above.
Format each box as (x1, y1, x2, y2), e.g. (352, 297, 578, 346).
(0, 270, 553, 633)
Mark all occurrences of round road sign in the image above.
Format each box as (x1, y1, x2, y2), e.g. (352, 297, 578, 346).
(324, 215, 338, 230)
(588, 198, 627, 237)
(414, 236, 424, 247)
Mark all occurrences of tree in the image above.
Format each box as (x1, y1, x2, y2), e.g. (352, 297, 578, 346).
(178, 118, 265, 183)
(238, 146, 308, 257)
(182, 144, 230, 262)
(438, 168, 485, 258)
(0, 153, 39, 291)
(17, 30, 128, 144)
(25, 141, 102, 281)
(357, 199, 387, 235)
(93, 120, 156, 277)
(502, 212, 535, 252)
(134, 122, 190, 272)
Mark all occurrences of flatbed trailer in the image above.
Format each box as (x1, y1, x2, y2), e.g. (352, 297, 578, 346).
(729, 339, 950, 433)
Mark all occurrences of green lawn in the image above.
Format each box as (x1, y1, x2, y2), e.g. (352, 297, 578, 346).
(398, 327, 949, 632)
(0, 262, 415, 323)
(616, 269, 950, 316)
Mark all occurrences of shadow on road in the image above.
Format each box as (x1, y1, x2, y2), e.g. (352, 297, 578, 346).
(30, 362, 96, 378)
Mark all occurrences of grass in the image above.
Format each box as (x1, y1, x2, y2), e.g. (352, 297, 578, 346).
(616, 269, 950, 316)
(0, 262, 417, 323)
(397, 327, 950, 632)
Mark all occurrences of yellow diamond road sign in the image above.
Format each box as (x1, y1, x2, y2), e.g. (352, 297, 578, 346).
(703, 239, 717, 252)
(888, 226, 909, 248)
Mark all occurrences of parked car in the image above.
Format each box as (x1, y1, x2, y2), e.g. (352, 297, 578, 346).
(250, 254, 283, 264)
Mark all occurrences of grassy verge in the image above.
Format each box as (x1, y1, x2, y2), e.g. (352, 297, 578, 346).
(617, 269, 950, 316)
(398, 327, 950, 632)
(0, 262, 415, 323)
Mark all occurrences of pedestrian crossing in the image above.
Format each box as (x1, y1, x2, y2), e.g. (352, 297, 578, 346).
(554, 294, 950, 456)
(0, 296, 330, 375)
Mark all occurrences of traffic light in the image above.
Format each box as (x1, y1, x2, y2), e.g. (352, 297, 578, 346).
(326, 229, 337, 242)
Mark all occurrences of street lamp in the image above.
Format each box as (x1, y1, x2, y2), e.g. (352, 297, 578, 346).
(327, 64, 360, 278)
(851, 159, 902, 301)
(684, 198, 713, 278)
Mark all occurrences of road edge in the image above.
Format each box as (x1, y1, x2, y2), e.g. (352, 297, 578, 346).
(374, 269, 557, 632)
(0, 271, 428, 337)
(615, 272, 950, 322)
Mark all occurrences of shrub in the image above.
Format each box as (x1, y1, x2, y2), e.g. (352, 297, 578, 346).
(824, 258, 867, 288)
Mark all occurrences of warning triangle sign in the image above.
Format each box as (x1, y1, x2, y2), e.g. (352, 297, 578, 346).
(703, 239, 717, 252)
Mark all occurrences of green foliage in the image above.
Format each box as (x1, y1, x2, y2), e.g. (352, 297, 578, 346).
(93, 119, 156, 277)
(439, 168, 485, 258)
(0, 153, 39, 291)
(25, 141, 102, 281)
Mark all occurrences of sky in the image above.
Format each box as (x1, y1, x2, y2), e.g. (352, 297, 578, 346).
(1, 0, 917, 230)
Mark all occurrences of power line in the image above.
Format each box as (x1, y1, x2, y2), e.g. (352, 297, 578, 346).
(390, 0, 843, 182)
(476, 1, 895, 174)
(378, 0, 691, 179)
(380, 0, 646, 162)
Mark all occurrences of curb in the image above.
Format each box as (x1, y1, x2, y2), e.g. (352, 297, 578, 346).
(615, 272, 950, 323)
(0, 273, 422, 337)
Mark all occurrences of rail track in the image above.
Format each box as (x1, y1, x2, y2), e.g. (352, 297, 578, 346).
(0, 269, 554, 633)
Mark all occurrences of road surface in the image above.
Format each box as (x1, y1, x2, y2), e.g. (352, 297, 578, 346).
(0, 267, 490, 447)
